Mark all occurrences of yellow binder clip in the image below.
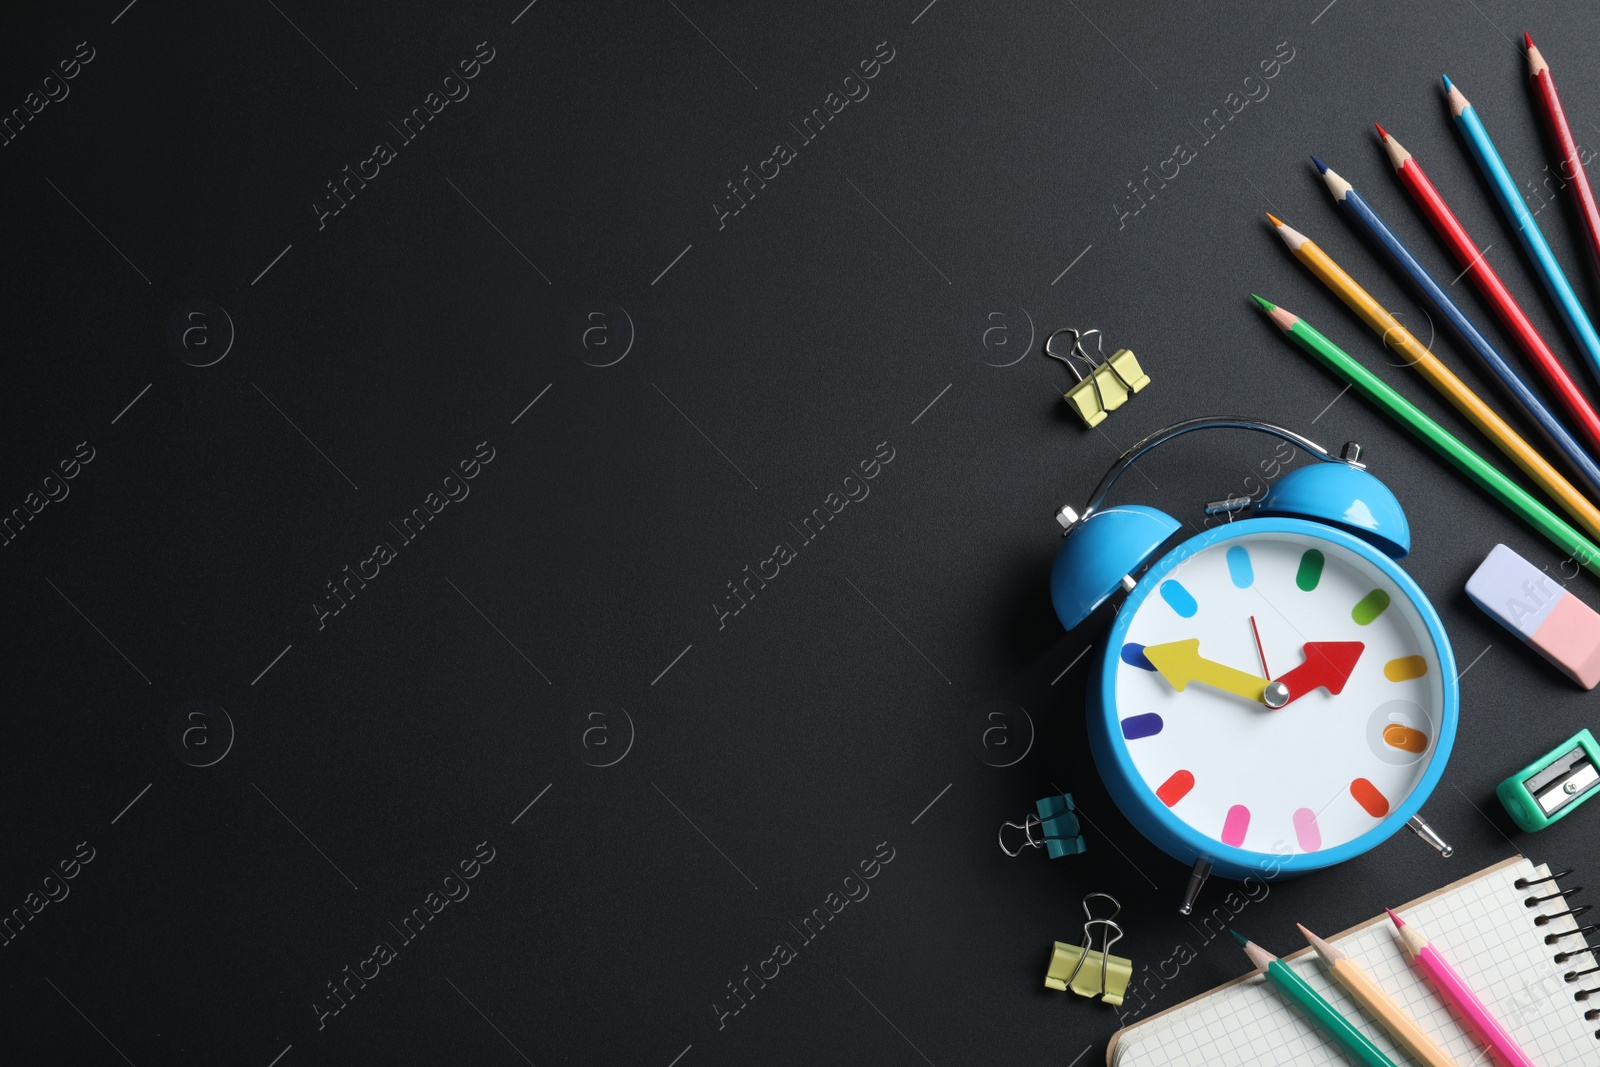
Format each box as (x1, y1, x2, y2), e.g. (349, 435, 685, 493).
(1045, 328, 1152, 428)
(1044, 893, 1133, 1006)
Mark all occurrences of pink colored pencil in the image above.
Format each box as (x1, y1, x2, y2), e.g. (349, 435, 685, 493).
(1387, 909, 1540, 1067)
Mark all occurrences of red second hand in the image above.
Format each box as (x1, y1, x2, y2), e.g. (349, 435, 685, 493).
(1249, 616, 1270, 677)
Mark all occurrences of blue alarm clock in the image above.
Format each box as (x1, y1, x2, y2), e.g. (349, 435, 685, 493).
(1050, 418, 1458, 913)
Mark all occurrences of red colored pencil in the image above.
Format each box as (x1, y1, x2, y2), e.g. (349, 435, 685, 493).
(1378, 123, 1600, 455)
(1526, 32, 1600, 279)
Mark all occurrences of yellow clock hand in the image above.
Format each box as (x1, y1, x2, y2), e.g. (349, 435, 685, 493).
(1142, 639, 1268, 704)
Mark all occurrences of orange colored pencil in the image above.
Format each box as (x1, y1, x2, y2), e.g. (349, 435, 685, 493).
(1300, 924, 1460, 1067)
(1267, 212, 1600, 543)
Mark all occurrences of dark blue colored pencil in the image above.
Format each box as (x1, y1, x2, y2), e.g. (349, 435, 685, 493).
(1314, 156, 1600, 504)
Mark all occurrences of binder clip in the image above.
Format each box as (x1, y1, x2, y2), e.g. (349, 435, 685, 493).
(1045, 327, 1152, 428)
(999, 793, 1087, 858)
(1045, 893, 1133, 1006)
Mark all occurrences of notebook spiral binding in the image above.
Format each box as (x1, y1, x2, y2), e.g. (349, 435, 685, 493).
(1516, 869, 1600, 1040)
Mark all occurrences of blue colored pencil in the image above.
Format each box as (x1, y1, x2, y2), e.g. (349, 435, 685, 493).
(1444, 75, 1600, 385)
(1315, 156, 1600, 504)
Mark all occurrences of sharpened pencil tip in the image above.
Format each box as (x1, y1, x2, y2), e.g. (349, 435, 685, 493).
(1311, 154, 1328, 174)
(1524, 30, 1534, 50)
(1265, 212, 1283, 226)
(1386, 907, 1405, 929)
(1257, 296, 1298, 331)
(1441, 74, 1455, 92)
(1296, 923, 1313, 939)
(1374, 122, 1389, 141)
(1230, 929, 1247, 946)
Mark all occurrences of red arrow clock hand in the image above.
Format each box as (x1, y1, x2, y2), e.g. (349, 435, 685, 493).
(1267, 642, 1365, 707)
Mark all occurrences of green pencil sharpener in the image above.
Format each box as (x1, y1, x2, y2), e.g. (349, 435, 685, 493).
(1495, 728, 1600, 832)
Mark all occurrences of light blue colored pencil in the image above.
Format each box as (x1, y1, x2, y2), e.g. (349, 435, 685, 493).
(1444, 74, 1600, 384)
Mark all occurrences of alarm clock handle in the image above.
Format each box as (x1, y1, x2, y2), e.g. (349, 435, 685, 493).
(1063, 417, 1351, 530)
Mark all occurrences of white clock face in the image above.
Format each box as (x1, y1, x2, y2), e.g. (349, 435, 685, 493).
(1113, 529, 1446, 857)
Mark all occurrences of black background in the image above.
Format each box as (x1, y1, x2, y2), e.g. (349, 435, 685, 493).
(3, 1, 1599, 1064)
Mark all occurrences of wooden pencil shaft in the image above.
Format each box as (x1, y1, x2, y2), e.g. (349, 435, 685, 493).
(1277, 225, 1600, 543)
(1263, 958, 1402, 1067)
(1329, 958, 1462, 1067)
(1385, 139, 1600, 455)
(1327, 172, 1600, 500)
(1449, 78, 1600, 379)
(1528, 39, 1600, 279)
(1263, 303, 1600, 579)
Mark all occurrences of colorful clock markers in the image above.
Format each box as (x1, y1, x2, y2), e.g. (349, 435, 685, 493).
(1352, 590, 1390, 625)
(1221, 805, 1250, 846)
(1293, 808, 1321, 851)
(1065, 428, 1460, 895)
(1382, 724, 1428, 753)
(1160, 579, 1199, 617)
(1299, 924, 1462, 1067)
(1387, 909, 1540, 1067)
(1155, 770, 1194, 806)
(1444, 74, 1600, 384)
(1233, 931, 1403, 1067)
(1121, 713, 1165, 740)
(1297, 549, 1325, 590)
(1314, 157, 1600, 503)
(1383, 655, 1427, 682)
(1252, 296, 1600, 578)
(1226, 545, 1254, 587)
(1351, 778, 1389, 817)
(1466, 543, 1600, 688)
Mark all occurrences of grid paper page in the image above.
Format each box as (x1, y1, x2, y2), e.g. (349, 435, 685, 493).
(1114, 859, 1600, 1066)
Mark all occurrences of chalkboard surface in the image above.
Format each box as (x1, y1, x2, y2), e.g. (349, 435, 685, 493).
(4, 2, 1599, 1064)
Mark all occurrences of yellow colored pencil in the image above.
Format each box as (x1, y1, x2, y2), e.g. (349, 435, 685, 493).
(1268, 213, 1600, 543)
(1299, 925, 1461, 1067)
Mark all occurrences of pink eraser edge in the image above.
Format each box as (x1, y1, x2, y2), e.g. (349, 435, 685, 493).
(1531, 593, 1600, 689)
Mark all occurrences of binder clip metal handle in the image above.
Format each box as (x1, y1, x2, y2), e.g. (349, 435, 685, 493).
(1046, 328, 1153, 429)
(1045, 893, 1133, 1005)
(999, 794, 1086, 859)
(998, 814, 1045, 857)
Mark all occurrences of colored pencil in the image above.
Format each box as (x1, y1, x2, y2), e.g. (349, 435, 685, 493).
(1444, 74, 1600, 383)
(1232, 931, 1402, 1067)
(1254, 296, 1600, 578)
(1299, 924, 1462, 1067)
(1526, 33, 1600, 281)
(1387, 909, 1540, 1067)
(1267, 213, 1600, 544)
(1314, 156, 1600, 502)
(1378, 124, 1600, 458)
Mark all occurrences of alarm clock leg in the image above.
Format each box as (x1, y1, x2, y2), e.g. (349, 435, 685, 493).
(1178, 859, 1213, 916)
(1405, 813, 1454, 857)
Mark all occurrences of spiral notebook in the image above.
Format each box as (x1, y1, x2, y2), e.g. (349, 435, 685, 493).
(1108, 856, 1599, 1066)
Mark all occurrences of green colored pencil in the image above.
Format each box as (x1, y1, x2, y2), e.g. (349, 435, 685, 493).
(1233, 931, 1401, 1067)
(1254, 294, 1600, 579)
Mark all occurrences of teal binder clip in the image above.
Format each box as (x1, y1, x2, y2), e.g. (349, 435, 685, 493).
(999, 794, 1087, 858)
